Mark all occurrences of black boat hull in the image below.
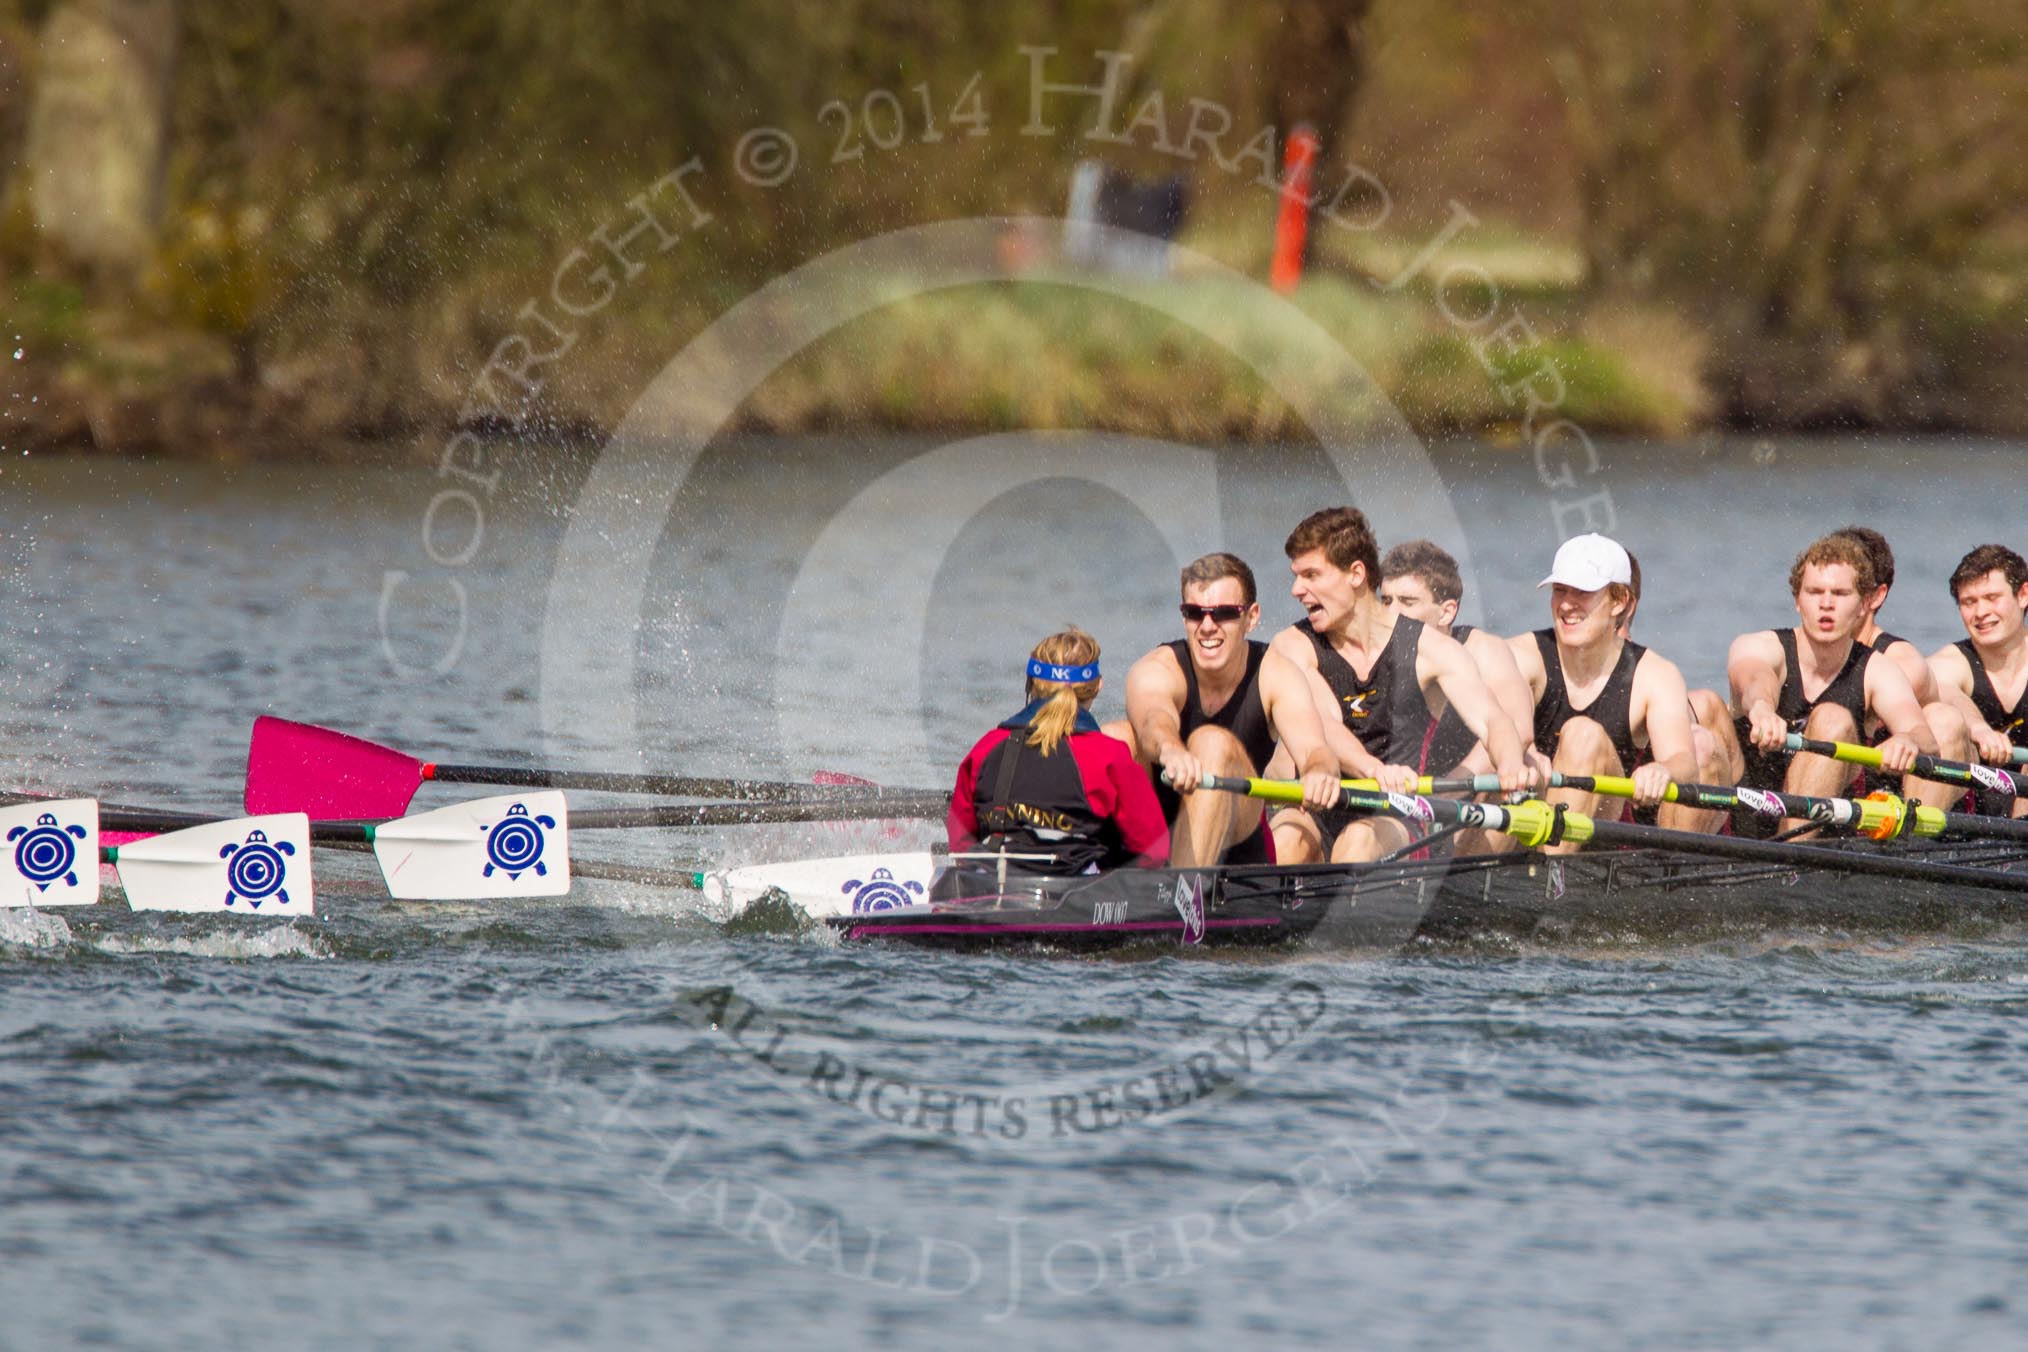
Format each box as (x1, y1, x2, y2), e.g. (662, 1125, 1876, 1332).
(824, 839, 2028, 950)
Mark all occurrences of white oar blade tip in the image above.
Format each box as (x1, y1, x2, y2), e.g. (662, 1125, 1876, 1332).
(372, 791, 571, 900)
(115, 813, 315, 916)
(1, 799, 101, 909)
(706, 852, 936, 918)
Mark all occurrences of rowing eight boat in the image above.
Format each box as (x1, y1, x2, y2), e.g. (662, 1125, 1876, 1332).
(705, 837, 2028, 950)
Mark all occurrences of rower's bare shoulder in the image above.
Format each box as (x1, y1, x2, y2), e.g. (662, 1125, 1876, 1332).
(1125, 645, 1185, 695)
(1727, 628, 1783, 665)
(1631, 648, 1689, 692)
(1257, 645, 1308, 689)
(1505, 630, 1545, 678)
(1928, 641, 1973, 686)
(1462, 628, 1504, 658)
(1267, 624, 1317, 668)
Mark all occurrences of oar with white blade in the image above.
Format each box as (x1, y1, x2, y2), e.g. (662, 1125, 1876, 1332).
(2, 799, 100, 908)
(700, 851, 937, 917)
(371, 792, 571, 901)
(111, 813, 315, 916)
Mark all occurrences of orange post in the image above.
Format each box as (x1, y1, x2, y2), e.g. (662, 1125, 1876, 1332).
(1270, 125, 1319, 294)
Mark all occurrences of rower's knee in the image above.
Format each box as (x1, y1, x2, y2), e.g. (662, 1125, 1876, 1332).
(1688, 687, 1729, 731)
(1691, 725, 1730, 783)
(1101, 718, 1138, 758)
(1924, 701, 1968, 758)
(1184, 725, 1250, 775)
(1269, 808, 1321, 864)
(1550, 717, 1621, 773)
(1330, 818, 1408, 864)
(1803, 703, 1859, 743)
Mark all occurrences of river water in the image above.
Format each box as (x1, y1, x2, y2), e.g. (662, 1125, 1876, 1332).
(3, 435, 2026, 1348)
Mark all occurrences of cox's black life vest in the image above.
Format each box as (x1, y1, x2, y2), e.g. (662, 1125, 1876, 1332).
(972, 704, 1116, 874)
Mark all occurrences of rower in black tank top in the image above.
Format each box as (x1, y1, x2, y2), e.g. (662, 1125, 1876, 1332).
(1958, 638, 2028, 744)
(1956, 638, 2028, 817)
(1420, 623, 1481, 772)
(1532, 630, 1647, 771)
(1735, 629, 1872, 790)
(1298, 616, 1432, 764)
(1862, 630, 1911, 746)
(1152, 639, 1278, 831)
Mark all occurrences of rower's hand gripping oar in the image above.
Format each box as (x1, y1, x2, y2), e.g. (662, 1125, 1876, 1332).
(1783, 733, 2028, 797)
(245, 716, 951, 819)
(1196, 775, 2028, 894)
(1196, 774, 1586, 850)
(1554, 772, 2028, 846)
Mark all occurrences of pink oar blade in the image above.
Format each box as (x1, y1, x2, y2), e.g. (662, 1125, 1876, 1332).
(245, 716, 426, 819)
(102, 829, 155, 848)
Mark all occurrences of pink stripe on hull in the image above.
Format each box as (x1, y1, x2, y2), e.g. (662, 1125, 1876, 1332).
(844, 916, 1283, 939)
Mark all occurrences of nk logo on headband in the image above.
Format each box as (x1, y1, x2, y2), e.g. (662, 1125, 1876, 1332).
(1028, 658, 1101, 684)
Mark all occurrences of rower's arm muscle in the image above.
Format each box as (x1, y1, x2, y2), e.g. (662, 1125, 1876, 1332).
(1423, 633, 1520, 766)
(1259, 652, 1338, 776)
(1928, 646, 1989, 731)
(1471, 632, 1538, 746)
(1887, 641, 1937, 704)
(1728, 631, 1784, 717)
(1124, 651, 1187, 762)
(1636, 655, 1699, 782)
(1867, 658, 1936, 752)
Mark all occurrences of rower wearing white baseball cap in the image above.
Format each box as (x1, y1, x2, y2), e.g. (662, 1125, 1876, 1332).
(1506, 533, 1727, 849)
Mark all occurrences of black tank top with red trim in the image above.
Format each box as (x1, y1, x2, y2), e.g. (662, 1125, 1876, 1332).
(1774, 629, 1871, 730)
(1421, 624, 1482, 772)
(1957, 639, 2028, 745)
(1532, 630, 1647, 771)
(1153, 639, 1276, 821)
(1300, 616, 1431, 765)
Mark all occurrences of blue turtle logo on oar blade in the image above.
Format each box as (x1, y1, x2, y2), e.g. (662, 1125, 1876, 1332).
(218, 828, 296, 909)
(841, 867, 926, 913)
(8, 812, 89, 891)
(482, 803, 556, 880)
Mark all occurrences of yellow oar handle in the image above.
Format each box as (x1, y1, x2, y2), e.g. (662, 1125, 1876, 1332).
(1193, 774, 1501, 802)
(1552, 773, 1682, 804)
(1195, 774, 1426, 802)
(1786, 733, 1885, 769)
(1196, 775, 1594, 849)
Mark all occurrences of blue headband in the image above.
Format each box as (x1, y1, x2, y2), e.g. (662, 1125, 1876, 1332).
(1027, 657, 1100, 684)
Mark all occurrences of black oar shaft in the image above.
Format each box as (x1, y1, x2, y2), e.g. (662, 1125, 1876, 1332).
(569, 798, 949, 828)
(428, 762, 947, 805)
(1789, 735, 2027, 795)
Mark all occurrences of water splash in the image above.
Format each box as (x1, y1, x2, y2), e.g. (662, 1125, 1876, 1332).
(94, 923, 333, 960)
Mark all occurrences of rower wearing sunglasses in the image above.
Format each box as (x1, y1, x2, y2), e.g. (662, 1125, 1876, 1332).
(1269, 507, 1533, 864)
(1119, 553, 1344, 867)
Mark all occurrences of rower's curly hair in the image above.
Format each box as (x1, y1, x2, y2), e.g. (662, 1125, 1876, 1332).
(1833, 524, 1894, 592)
(1284, 505, 1380, 583)
(1024, 628, 1102, 756)
(1950, 544, 2028, 600)
(1788, 533, 1876, 597)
